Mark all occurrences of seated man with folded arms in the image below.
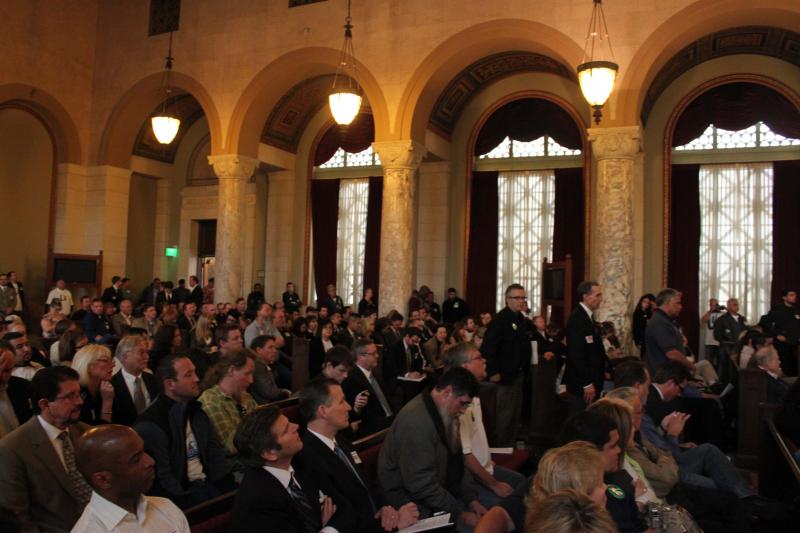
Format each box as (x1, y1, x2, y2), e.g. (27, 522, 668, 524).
(134, 355, 235, 508)
(378, 367, 485, 531)
(71, 424, 190, 532)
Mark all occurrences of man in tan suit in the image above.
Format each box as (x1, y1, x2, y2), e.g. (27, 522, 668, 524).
(0, 366, 92, 532)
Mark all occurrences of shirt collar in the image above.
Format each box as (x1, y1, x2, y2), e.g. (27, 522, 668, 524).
(579, 302, 593, 318)
(37, 415, 65, 442)
(652, 384, 666, 401)
(120, 367, 142, 384)
(307, 428, 336, 452)
(263, 464, 295, 490)
(88, 491, 148, 530)
(357, 364, 372, 381)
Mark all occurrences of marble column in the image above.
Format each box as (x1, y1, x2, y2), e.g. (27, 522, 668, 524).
(208, 154, 258, 305)
(372, 140, 427, 316)
(587, 126, 641, 347)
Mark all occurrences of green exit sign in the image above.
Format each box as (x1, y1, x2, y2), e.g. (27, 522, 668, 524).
(165, 246, 179, 257)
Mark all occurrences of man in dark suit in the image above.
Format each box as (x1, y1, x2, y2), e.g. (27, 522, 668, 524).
(321, 283, 344, 316)
(442, 288, 470, 325)
(342, 339, 394, 437)
(0, 343, 33, 438)
(480, 283, 532, 446)
(385, 327, 429, 400)
(713, 298, 747, 384)
(173, 278, 191, 306)
(336, 315, 360, 348)
(100, 276, 123, 309)
(755, 345, 790, 403)
(110, 335, 158, 426)
(232, 404, 350, 533)
(83, 298, 117, 345)
(0, 366, 92, 532)
(295, 378, 419, 532)
(188, 275, 204, 310)
(563, 281, 605, 414)
(177, 301, 197, 333)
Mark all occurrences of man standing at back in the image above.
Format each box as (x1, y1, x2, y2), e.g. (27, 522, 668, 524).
(481, 283, 532, 446)
(645, 288, 695, 375)
(0, 366, 93, 532)
(563, 281, 605, 413)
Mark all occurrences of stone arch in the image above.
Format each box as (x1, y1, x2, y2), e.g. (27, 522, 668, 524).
(618, 0, 800, 125)
(226, 47, 389, 160)
(96, 71, 222, 168)
(0, 83, 81, 164)
(395, 19, 584, 143)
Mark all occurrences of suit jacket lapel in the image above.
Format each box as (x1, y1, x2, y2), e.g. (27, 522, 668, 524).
(27, 418, 78, 500)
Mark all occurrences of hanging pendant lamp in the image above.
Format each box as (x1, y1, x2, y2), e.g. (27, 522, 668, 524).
(577, 0, 618, 125)
(329, 0, 362, 125)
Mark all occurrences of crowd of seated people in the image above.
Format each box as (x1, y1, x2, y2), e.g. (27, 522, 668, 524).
(0, 272, 797, 532)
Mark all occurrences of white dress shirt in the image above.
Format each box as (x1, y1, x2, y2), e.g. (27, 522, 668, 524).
(459, 397, 493, 474)
(70, 491, 190, 533)
(120, 368, 151, 406)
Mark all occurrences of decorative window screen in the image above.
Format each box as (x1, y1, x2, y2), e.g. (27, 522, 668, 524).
(675, 122, 800, 151)
(336, 178, 370, 306)
(496, 170, 556, 313)
(479, 136, 581, 159)
(698, 163, 773, 322)
(319, 146, 381, 168)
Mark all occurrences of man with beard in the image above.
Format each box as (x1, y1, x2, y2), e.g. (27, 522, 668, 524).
(71, 425, 190, 532)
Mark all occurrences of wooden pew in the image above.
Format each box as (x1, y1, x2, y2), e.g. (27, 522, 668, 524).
(185, 490, 237, 533)
(353, 428, 390, 487)
(737, 367, 767, 467)
(478, 382, 499, 446)
(291, 337, 310, 391)
(758, 403, 800, 500)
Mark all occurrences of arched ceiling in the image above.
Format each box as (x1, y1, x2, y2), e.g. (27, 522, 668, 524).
(260, 74, 368, 153)
(641, 26, 800, 125)
(428, 51, 575, 138)
(133, 93, 206, 163)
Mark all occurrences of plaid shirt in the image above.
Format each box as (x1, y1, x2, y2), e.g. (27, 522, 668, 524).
(198, 384, 257, 456)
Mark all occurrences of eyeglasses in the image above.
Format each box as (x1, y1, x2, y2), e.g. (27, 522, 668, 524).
(54, 391, 81, 402)
(458, 399, 473, 407)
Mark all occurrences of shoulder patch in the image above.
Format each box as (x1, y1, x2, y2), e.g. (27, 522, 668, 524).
(607, 484, 625, 500)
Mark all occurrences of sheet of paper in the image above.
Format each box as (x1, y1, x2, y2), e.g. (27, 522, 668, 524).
(489, 447, 514, 454)
(398, 513, 452, 532)
(531, 340, 539, 366)
(397, 375, 426, 382)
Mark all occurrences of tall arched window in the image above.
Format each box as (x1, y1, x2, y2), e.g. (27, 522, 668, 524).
(669, 83, 800, 341)
(311, 113, 382, 307)
(467, 98, 585, 316)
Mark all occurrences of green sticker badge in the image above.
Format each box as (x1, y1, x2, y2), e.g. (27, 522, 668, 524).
(607, 484, 625, 500)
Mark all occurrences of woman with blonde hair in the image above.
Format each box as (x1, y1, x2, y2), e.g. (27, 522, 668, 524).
(193, 316, 216, 352)
(532, 441, 608, 506)
(71, 344, 115, 425)
(526, 489, 616, 533)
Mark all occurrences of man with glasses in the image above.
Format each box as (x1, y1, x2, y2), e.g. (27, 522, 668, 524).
(342, 339, 394, 436)
(480, 283, 532, 446)
(378, 367, 484, 531)
(564, 281, 606, 414)
(110, 335, 158, 427)
(0, 366, 92, 532)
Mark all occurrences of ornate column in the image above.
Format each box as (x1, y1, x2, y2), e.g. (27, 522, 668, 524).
(208, 154, 258, 305)
(587, 126, 641, 346)
(372, 140, 427, 316)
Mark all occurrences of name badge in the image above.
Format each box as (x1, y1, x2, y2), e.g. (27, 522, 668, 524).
(350, 451, 362, 464)
(585, 336, 594, 344)
(453, 302, 459, 309)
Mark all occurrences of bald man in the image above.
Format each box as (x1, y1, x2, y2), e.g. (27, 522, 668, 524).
(71, 425, 190, 533)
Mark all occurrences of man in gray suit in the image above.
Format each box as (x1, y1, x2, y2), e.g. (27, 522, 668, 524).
(0, 366, 92, 532)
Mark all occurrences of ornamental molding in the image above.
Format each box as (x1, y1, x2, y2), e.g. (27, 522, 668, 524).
(207, 154, 258, 180)
(372, 140, 427, 170)
(588, 126, 642, 160)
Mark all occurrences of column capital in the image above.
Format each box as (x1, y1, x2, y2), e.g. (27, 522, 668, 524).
(587, 126, 642, 160)
(372, 140, 427, 170)
(207, 154, 258, 180)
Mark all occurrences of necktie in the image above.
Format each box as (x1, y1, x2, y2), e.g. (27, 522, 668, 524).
(334, 442, 375, 512)
(133, 376, 147, 414)
(369, 373, 393, 416)
(58, 431, 92, 505)
(287, 474, 321, 533)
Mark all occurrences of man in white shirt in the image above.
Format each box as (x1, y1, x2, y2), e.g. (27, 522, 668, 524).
(46, 279, 75, 316)
(71, 424, 190, 533)
(449, 342, 525, 508)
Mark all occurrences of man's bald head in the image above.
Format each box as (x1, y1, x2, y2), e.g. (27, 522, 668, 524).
(76, 424, 154, 496)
